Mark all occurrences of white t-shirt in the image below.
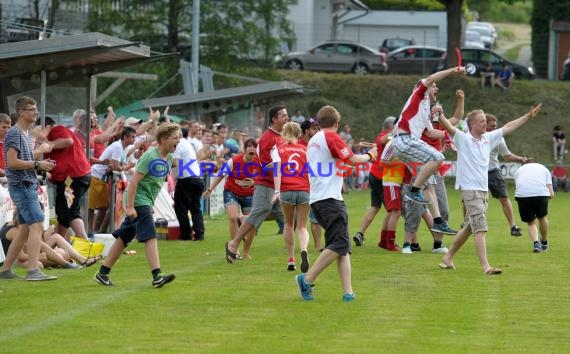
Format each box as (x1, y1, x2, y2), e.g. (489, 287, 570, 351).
(91, 140, 128, 179)
(453, 128, 503, 191)
(307, 130, 354, 204)
(514, 163, 552, 197)
(188, 136, 203, 153)
(394, 81, 434, 138)
(173, 137, 200, 178)
(488, 137, 511, 171)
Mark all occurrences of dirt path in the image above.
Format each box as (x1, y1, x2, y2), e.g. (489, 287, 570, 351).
(494, 23, 532, 66)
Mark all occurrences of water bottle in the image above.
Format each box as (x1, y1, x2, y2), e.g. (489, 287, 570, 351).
(433, 101, 442, 122)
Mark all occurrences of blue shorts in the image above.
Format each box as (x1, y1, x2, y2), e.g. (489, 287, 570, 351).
(9, 182, 44, 225)
(223, 190, 253, 213)
(112, 205, 156, 244)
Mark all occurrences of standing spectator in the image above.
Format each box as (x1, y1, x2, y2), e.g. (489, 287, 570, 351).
(277, 122, 310, 272)
(0, 96, 57, 281)
(172, 127, 205, 241)
(0, 113, 11, 177)
(485, 114, 526, 237)
(225, 106, 287, 262)
(514, 159, 553, 253)
(295, 105, 377, 302)
(43, 117, 92, 240)
(339, 123, 352, 143)
(353, 116, 395, 247)
(496, 63, 515, 90)
(390, 67, 464, 234)
(187, 120, 203, 153)
(551, 160, 569, 192)
(290, 109, 305, 124)
(552, 125, 566, 161)
(438, 104, 542, 274)
(94, 123, 181, 288)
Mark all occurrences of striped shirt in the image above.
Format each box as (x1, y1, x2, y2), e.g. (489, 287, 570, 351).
(4, 125, 37, 186)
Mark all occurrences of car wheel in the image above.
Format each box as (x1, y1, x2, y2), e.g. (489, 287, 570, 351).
(352, 63, 369, 75)
(286, 60, 303, 71)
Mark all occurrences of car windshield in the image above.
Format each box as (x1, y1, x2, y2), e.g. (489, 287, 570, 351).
(468, 26, 491, 37)
(465, 31, 481, 41)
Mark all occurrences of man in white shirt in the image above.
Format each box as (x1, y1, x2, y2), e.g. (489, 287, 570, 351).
(514, 160, 553, 253)
(437, 103, 542, 275)
(187, 120, 203, 153)
(172, 127, 205, 241)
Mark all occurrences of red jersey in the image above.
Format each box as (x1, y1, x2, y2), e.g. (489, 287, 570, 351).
(92, 127, 105, 158)
(370, 129, 391, 179)
(552, 166, 567, 179)
(224, 153, 261, 197)
(278, 142, 309, 192)
(421, 122, 444, 152)
(255, 128, 283, 188)
(45, 125, 91, 182)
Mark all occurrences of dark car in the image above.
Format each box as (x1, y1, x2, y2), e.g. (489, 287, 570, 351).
(387, 45, 445, 75)
(561, 54, 570, 80)
(436, 48, 535, 79)
(275, 40, 388, 74)
(379, 37, 415, 54)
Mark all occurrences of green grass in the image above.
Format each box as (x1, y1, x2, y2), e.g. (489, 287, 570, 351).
(2, 185, 570, 353)
(503, 44, 526, 62)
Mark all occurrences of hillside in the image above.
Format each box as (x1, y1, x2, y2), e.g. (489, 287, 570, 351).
(278, 71, 569, 164)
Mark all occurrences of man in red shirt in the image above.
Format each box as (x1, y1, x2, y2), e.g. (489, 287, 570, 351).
(0, 113, 11, 177)
(551, 160, 569, 192)
(225, 105, 288, 262)
(44, 117, 92, 240)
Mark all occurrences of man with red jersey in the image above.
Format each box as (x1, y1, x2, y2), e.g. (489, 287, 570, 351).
(353, 115, 395, 247)
(225, 106, 288, 263)
(44, 117, 92, 240)
(204, 139, 260, 258)
(390, 67, 465, 235)
(295, 105, 377, 302)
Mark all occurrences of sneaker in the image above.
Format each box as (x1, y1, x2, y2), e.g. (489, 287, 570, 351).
(386, 245, 401, 253)
(541, 242, 549, 252)
(410, 244, 422, 252)
(533, 243, 541, 253)
(404, 190, 431, 205)
(295, 273, 314, 301)
(64, 262, 83, 270)
(431, 222, 458, 235)
(300, 250, 310, 273)
(511, 225, 522, 237)
(353, 232, 365, 247)
(0, 269, 23, 279)
(152, 273, 176, 288)
(94, 272, 113, 286)
(25, 269, 57, 281)
(432, 246, 449, 254)
(401, 246, 412, 254)
(287, 258, 296, 271)
(342, 293, 356, 302)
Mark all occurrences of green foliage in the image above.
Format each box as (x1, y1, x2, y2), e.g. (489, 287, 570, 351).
(366, 0, 445, 10)
(468, 0, 532, 23)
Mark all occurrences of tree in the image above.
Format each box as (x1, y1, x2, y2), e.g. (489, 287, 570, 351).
(437, 0, 464, 68)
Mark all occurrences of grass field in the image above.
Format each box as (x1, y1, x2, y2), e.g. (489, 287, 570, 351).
(1, 184, 570, 353)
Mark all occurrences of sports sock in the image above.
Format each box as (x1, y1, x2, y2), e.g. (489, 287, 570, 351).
(433, 217, 443, 224)
(99, 265, 111, 275)
(433, 240, 443, 249)
(410, 186, 420, 193)
(152, 268, 161, 278)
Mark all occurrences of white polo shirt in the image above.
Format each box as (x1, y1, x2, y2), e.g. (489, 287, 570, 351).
(453, 128, 503, 191)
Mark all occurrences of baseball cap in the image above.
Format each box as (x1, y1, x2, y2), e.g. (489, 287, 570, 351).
(301, 117, 319, 133)
(125, 117, 143, 126)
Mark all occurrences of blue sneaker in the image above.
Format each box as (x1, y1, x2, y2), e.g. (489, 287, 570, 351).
(405, 190, 430, 205)
(295, 274, 313, 301)
(431, 221, 458, 235)
(541, 242, 549, 252)
(533, 243, 541, 253)
(342, 293, 356, 302)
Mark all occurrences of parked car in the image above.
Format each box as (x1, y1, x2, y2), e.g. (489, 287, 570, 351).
(466, 24, 495, 49)
(379, 37, 415, 54)
(467, 21, 498, 41)
(276, 40, 388, 74)
(436, 48, 535, 79)
(386, 45, 445, 75)
(561, 52, 570, 80)
(464, 30, 485, 49)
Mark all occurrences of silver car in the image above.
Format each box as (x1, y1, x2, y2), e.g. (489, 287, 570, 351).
(276, 40, 388, 74)
(386, 45, 446, 75)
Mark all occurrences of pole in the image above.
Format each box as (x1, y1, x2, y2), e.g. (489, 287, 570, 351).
(191, 0, 200, 93)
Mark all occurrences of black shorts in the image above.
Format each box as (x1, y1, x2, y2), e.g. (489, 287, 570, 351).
(369, 174, 384, 208)
(54, 175, 91, 227)
(488, 168, 507, 199)
(515, 196, 549, 223)
(310, 199, 351, 256)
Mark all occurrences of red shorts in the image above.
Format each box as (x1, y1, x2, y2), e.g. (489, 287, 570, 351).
(383, 185, 401, 211)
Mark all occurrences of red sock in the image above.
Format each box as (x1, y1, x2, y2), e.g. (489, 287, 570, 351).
(379, 230, 387, 248)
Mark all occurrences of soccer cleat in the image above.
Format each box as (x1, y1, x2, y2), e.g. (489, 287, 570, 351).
(541, 242, 549, 252)
(431, 222, 458, 235)
(401, 246, 412, 254)
(152, 273, 176, 288)
(511, 225, 522, 237)
(342, 293, 356, 302)
(300, 250, 310, 273)
(353, 232, 365, 247)
(295, 273, 314, 301)
(94, 272, 113, 286)
(0, 269, 23, 279)
(533, 243, 541, 253)
(287, 258, 296, 271)
(432, 246, 449, 254)
(404, 190, 431, 205)
(25, 269, 57, 281)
